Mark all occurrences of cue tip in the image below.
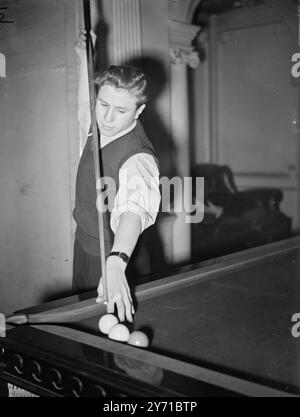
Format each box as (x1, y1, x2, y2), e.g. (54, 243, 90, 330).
(6, 314, 28, 325)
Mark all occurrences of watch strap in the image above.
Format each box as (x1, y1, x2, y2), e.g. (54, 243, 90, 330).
(108, 251, 130, 264)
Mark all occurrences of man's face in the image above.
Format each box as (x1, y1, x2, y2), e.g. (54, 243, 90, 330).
(95, 84, 145, 137)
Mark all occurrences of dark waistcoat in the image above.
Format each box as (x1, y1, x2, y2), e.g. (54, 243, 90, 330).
(73, 121, 158, 257)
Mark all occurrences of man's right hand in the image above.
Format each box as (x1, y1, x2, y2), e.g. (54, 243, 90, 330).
(74, 28, 97, 61)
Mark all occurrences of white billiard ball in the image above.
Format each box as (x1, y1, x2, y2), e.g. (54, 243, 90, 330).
(98, 314, 119, 335)
(108, 324, 130, 342)
(128, 331, 149, 348)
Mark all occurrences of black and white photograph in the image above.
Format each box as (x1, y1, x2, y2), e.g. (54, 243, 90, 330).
(0, 0, 299, 400)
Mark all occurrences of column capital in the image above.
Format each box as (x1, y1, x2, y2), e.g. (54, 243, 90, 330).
(168, 0, 204, 24)
(168, 19, 201, 68)
(170, 47, 200, 68)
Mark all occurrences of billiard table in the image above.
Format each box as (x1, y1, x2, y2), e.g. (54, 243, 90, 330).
(1, 236, 300, 397)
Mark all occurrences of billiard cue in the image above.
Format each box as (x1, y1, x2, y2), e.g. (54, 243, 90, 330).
(83, 0, 108, 305)
(5, 298, 106, 325)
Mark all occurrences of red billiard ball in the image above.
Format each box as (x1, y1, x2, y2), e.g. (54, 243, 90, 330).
(127, 331, 149, 348)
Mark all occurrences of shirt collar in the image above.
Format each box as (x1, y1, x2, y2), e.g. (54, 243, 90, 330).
(100, 120, 137, 147)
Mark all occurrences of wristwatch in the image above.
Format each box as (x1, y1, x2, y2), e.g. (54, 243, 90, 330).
(108, 251, 130, 264)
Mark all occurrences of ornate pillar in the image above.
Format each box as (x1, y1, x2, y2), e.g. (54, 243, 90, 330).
(169, 20, 200, 264)
(112, 0, 142, 65)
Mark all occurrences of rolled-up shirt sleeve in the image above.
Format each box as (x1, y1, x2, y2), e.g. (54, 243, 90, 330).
(78, 102, 91, 154)
(110, 153, 161, 235)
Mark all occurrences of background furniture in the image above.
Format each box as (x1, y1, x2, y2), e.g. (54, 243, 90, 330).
(191, 164, 292, 261)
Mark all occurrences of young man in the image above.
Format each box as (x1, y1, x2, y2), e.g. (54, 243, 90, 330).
(73, 30, 160, 323)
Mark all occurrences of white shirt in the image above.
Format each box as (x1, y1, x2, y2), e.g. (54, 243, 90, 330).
(78, 103, 161, 234)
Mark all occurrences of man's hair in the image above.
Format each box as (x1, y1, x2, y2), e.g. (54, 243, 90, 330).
(94, 65, 148, 107)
